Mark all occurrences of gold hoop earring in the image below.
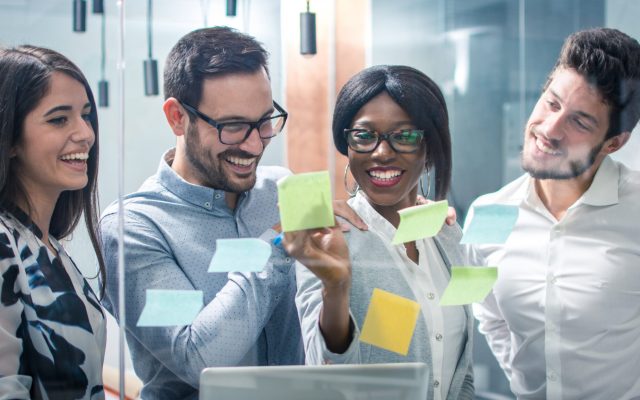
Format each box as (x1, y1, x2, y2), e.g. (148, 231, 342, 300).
(344, 163, 360, 197)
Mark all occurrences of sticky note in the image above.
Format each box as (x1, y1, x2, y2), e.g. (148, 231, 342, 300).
(440, 266, 498, 306)
(461, 204, 519, 244)
(208, 238, 271, 273)
(359, 288, 420, 356)
(137, 289, 203, 327)
(277, 171, 334, 232)
(392, 200, 449, 244)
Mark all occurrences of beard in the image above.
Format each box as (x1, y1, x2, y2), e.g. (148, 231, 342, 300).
(184, 122, 260, 193)
(522, 136, 605, 180)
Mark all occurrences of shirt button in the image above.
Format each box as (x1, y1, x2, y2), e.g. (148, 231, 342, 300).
(214, 193, 222, 199)
(204, 202, 211, 208)
(548, 371, 557, 381)
(427, 293, 435, 300)
(435, 333, 443, 341)
(285, 257, 292, 264)
(434, 380, 440, 388)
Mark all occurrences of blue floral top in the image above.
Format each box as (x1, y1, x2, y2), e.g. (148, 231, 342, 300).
(0, 208, 106, 399)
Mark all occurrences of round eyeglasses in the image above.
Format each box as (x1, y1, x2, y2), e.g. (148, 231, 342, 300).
(181, 101, 288, 145)
(344, 128, 425, 153)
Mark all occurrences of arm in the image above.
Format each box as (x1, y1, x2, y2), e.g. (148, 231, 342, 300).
(465, 244, 512, 378)
(99, 212, 293, 387)
(0, 229, 32, 399)
(283, 225, 352, 353)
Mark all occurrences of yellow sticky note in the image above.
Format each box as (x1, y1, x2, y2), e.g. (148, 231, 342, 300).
(277, 171, 334, 232)
(359, 288, 421, 356)
(392, 200, 449, 244)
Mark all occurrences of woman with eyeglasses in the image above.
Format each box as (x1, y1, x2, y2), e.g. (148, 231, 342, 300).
(0, 46, 106, 399)
(283, 65, 473, 399)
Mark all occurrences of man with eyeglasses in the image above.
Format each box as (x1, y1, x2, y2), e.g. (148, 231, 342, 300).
(467, 28, 640, 399)
(99, 27, 312, 399)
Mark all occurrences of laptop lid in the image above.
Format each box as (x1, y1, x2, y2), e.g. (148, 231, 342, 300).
(199, 362, 428, 400)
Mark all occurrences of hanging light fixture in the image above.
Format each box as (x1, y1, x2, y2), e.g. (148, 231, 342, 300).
(226, 0, 237, 16)
(73, 0, 87, 32)
(300, 0, 316, 55)
(93, 0, 104, 14)
(144, 0, 159, 96)
(98, 8, 109, 107)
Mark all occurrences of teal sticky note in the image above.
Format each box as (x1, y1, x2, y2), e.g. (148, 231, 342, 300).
(439, 266, 498, 306)
(277, 171, 334, 232)
(208, 238, 271, 273)
(137, 289, 203, 327)
(461, 204, 519, 244)
(392, 200, 449, 244)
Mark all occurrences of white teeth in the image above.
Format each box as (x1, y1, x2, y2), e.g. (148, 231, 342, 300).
(535, 138, 561, 155)
(226, 156, 255, 167)
(369, 170, 402, 179)
(60, 153, 89, 161)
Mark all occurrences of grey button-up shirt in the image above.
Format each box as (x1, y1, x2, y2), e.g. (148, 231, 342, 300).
(100, 149, 304, 399)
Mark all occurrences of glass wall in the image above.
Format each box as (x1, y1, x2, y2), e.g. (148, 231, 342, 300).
(0, 0, 638, 398)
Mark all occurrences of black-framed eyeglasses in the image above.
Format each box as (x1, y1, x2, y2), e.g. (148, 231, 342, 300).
(181, 101, 288, 145)
(344, 128, 425, 153)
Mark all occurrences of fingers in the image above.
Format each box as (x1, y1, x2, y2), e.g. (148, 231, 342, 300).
(332, 200, 368, 231)
(416, 195, 430, 205)
(445, 207, 457, 226)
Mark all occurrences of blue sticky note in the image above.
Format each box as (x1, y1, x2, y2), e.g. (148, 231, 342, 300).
(461, 204, 519, 244)
(208, 238, 272, 273)
(137, 289, 203, 327)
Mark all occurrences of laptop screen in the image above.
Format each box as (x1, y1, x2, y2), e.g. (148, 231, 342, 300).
(199, 362, 428, 400)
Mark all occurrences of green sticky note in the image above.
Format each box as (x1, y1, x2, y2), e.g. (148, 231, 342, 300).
(208, 238, 271, 273)
(461, 204, 519, 244)
(359, 288, 421, 356)
(439, 266, 498, 306)
(277, 171, 334, 232)
(391, 200, 449, 244)
(137, 289, 203, 327)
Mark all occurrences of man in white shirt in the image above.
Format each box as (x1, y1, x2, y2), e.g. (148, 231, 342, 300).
(468, 28, 640, 399)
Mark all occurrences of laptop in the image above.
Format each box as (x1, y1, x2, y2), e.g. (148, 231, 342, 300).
(199, 362, 428, 400)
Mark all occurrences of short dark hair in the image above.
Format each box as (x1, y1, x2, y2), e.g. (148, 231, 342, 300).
(545, 27, 640, 139)
(0, 45, 105, 297)
(164, 26, 269, 109)
(332, 65, 452, 200)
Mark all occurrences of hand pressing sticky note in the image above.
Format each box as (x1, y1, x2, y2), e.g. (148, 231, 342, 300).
(392, 200, 449, 244)
(137, 289, 203, 327)
(439, 266, 498, 306)
(461, 204, 519, 244)
(359, 288, 420, 356)
(277, 171, 334, 232)
(208, 238, 272, 273)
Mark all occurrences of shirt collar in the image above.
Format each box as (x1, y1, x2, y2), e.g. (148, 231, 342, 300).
(156, 148, 230, 211)
(348, 191, 398, 243)
(579, 156, 619, 206)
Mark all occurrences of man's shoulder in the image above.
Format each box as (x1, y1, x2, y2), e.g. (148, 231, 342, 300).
(470, 173, 529, 208)
(100, 174, 173, 222)
(617, 160, 640, 198)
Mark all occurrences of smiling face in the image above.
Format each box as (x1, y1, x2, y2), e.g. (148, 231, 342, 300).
(12, 71, 94, 204)
(522, 67, 612, 180)
(182, 68, 273, 192)
(348, 92, 426, 214)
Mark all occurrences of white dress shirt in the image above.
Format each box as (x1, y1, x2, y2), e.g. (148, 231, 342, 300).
(468, 156, 640, 399)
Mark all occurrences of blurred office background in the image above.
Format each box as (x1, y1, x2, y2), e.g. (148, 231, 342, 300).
(1, 0, 638, 397)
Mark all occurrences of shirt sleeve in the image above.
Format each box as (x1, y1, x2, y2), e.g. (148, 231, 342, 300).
(466, 243, 513, 379)
(99, 211, 294, 387)
(0, 226, 32, 399)
(294, 261, 360, 365)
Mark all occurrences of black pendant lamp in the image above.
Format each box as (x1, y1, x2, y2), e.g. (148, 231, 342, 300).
(73, 0, 87, 32)
(300, 1, 316, 55)
(144, 0, 159, 96)
(98, 8, 109, 107)
(227, 0, 237, 16)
